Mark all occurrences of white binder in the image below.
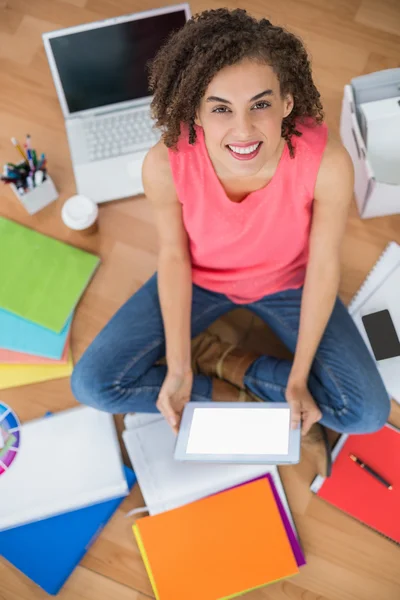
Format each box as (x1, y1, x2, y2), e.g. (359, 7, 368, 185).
(0, 406, 128, 532)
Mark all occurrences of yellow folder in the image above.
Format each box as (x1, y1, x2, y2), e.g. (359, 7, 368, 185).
(0, 352, 73, 389)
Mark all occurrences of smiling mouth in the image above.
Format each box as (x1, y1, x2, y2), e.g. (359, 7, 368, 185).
(226, 141, 263, 160)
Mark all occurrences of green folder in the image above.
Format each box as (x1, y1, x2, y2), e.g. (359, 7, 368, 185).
(0, 217, 100, 333)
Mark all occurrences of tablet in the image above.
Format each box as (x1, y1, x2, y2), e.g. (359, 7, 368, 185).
(174, 402, 301, 464)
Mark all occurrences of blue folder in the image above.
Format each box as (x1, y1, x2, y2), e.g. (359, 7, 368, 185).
(0, 466, 136, 595)
(0, 309, 72, 359)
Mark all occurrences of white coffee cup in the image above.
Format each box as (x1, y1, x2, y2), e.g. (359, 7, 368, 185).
(61, 195, 98, 235)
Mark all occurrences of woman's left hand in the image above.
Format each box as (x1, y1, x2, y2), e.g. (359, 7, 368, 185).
(285, 381, 322, 436)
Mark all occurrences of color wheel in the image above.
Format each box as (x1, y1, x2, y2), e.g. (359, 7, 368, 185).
(0, 402, 20, 476)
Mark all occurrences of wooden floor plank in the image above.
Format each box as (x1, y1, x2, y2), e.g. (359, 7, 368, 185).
(0, 560, 154, 600)
(355, 0, 400, 37)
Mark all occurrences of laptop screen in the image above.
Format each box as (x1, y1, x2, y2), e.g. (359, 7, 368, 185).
(48, 10, 187, 114)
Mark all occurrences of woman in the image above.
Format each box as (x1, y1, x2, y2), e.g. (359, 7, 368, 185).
(71, 9, 390, 461)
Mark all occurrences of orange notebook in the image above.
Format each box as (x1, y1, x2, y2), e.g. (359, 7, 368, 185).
(133, 477, 299, 600)
(316, 424, 400, 545)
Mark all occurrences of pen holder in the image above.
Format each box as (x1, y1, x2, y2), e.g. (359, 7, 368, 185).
(10, 175, 59, 215)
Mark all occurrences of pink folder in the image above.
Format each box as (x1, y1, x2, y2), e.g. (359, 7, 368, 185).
(0, 337, 70, 365)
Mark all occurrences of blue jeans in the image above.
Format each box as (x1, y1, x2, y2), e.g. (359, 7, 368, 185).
(71, 274, 390, 434)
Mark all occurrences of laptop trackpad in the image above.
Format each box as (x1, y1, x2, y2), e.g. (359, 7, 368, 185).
(74, 152, 147, 204)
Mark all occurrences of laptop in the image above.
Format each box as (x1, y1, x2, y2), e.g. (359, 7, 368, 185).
(42, 4, 191, 203)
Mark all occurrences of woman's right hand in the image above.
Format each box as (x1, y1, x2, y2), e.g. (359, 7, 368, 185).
(156, 369, 193, 434)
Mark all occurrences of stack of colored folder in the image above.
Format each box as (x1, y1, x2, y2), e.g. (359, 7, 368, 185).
(133, 474, 306, 600)
(0, 408, 135, 595)
(0, 217, 100, 389)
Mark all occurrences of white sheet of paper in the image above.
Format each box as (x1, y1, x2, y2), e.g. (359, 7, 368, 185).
(186, 407, 290, 455)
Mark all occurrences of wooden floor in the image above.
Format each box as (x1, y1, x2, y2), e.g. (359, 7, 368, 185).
(1, 1, 400, 599)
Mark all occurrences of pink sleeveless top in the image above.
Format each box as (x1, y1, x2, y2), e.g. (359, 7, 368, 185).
(168, 120, 328, 303)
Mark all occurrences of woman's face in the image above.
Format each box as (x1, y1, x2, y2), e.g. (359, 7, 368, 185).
(195, 59, 293, 178)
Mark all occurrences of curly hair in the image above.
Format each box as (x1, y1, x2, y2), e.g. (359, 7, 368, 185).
(148, 8, 323, 157)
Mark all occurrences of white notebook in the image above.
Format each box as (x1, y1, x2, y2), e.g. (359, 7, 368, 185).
(0, 406, 128, 532)
(122, 413, 298, 536)
(348, 242, 400, 403)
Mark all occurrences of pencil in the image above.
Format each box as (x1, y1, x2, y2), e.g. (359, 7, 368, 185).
(11, 137, 28, 162)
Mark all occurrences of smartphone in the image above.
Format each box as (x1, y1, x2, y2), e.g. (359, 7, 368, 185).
(361, 309, 400, 361)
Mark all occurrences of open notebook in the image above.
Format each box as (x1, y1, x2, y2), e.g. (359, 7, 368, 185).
(0, 407, 128, 531)
(348, 242, 400, 403)
(122, 413, 298, 537)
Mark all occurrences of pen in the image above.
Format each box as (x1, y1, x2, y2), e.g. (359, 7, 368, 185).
(26, 148, 35, 172)
(2, 171, 19, 180)
(11, 137, 28, 162)
(37, 153, 46, 169)
(1, 176, 21, 184)
(26, 174, 34, 190)
(26, 134, 32, 150)
(349, 454, 393, 490)
(5, 165, 18, 175)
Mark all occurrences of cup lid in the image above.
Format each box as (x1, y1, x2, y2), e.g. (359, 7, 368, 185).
(62, 195, 98, 230)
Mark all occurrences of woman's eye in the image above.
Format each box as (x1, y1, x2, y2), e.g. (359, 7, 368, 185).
(212, 100, 271, 114)
(212, 106, 230, 113)
(253, 101, 271, 109)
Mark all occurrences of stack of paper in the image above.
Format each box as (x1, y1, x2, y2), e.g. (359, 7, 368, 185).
(123, 414, 305, 599)
(0, 217, 100, 389)
(0, 407, 133, 595)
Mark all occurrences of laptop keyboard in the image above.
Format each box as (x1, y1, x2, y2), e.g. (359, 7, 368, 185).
(83, 108, 160, 162)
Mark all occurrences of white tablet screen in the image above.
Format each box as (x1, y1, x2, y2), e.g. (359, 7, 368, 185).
(186, 407, 290, 455)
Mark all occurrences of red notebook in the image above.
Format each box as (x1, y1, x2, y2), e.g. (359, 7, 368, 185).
(315, 424, 400, 544)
